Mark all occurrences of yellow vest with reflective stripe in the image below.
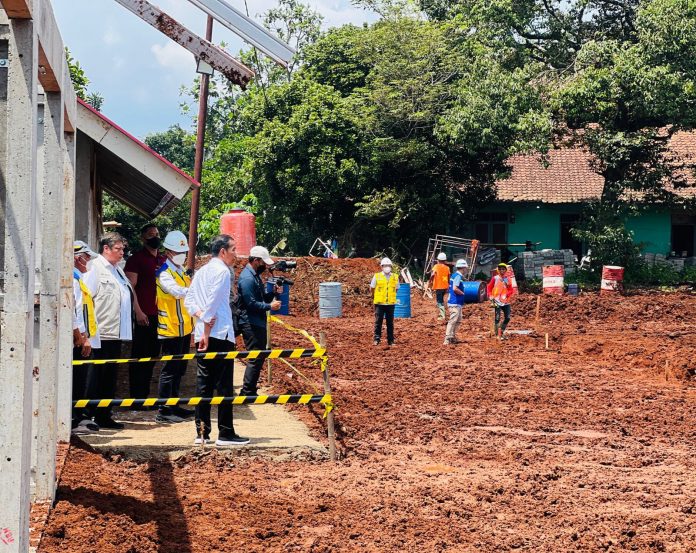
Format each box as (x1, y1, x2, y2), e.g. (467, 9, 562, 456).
(373, 272, 399, 305)
(76, 275, 98, 337)
(156, 266, 193, 338)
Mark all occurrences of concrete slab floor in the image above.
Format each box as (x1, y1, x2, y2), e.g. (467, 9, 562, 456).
(80, 362, 327, 460)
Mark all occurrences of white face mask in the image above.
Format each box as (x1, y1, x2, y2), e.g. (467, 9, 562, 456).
(383, 266, 392, 275)
(172, 253, 187, 267)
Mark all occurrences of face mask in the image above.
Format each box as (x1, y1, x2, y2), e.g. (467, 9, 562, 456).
(383, 266, 392, 275)
(172, 253, 187, 267)
(257, 263, 267, 274)
(145, 236, 161, 249)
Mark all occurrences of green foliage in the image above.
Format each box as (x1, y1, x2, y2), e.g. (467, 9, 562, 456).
(65, 47, 88, 101)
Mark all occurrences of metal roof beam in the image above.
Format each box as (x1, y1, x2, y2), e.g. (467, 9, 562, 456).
(0, 0, 32, 19)
(113, 0, 254, 87)
(185, 0, 295, 68)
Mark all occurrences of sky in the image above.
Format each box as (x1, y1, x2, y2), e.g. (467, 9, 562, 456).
(52, 0, 377, 139)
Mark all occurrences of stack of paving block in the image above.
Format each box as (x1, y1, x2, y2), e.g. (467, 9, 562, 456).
(643, 252, 694, 270)
(517, 249, 576, 279)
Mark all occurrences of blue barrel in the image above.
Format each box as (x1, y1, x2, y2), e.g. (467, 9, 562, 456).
(266, 282, 290, 315)
(568, 283, 580, 296)
(319, 282, 342, 318)
(463, 281, 486, 303)
(394, 284, 412, 318)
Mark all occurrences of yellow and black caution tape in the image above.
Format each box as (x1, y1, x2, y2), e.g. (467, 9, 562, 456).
(73, 393, 332, 409)
(270, 315, 322, 350)
(73, 348, 327, 366)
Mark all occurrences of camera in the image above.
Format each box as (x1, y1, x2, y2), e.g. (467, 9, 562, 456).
(275, 259, 297, 272)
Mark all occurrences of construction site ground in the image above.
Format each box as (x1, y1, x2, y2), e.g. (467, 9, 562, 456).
(37, 259, 696, 552)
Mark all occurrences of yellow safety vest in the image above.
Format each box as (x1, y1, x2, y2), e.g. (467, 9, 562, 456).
(373, 272, 399, 305)
(76, 273, 98, 338)
(156, 265, 193, 338)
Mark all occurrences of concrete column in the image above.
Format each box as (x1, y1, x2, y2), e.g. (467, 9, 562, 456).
(56, 130, 75, 442)
(33, 90, 64, 500)
(0, 10, 39, 553)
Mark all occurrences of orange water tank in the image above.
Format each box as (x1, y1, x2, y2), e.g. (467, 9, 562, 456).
(220, 208, 256, 256)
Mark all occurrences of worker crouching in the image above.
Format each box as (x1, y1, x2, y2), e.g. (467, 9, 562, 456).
(488, 263, 516, 340)
(444, 259, 468, 345)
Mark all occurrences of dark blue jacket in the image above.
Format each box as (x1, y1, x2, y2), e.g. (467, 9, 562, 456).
(237, 264, 275, 328)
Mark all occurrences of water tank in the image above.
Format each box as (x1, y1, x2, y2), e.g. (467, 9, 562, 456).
(462, 281, 486, 303)
(318, 282, 342, 318)
(266, 281, 290, 315)
(220, 208, 256, 257)
(394, 283, 411, 318)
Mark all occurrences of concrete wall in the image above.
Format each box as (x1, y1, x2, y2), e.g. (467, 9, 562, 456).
(74, 131, 100, 247)
(625, 210, 671, 254)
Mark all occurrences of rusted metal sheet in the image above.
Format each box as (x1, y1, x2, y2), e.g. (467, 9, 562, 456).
(114, 0, 254, 87)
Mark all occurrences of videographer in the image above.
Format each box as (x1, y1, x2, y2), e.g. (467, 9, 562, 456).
(237, 246, 281, 396)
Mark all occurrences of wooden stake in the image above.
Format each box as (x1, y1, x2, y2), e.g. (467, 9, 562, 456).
(490, 306, 496, 338)
(545, 333, 549, 350)
(320, 332, 337, 461)
(266, 311, 272, 386)
(534, 296, 541, 331)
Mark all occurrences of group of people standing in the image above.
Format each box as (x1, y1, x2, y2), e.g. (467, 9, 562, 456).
(433, 256, 516, 344)
(370, 254, 516, 347)
(71, 225, 282, 447)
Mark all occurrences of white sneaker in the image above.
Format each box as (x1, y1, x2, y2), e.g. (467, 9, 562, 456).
(193, 437, 212, 445)
(215, 435, 250, 447)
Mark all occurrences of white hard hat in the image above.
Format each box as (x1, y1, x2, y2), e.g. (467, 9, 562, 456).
(250, 245, 274, 265)
(437, 252, 447, 261)
(162, 231, 189, 253)
(456, 259, 468, 268)
(380, 257, 393, 266)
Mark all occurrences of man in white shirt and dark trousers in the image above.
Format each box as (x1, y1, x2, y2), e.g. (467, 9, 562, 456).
(184, 234, 249, 447)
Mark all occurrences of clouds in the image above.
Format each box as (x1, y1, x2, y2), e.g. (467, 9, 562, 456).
(151, 42, 197, 73)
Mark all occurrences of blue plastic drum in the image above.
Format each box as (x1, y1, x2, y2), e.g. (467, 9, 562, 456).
(462, 281, 486, 303)
(394, 283, 412, 318)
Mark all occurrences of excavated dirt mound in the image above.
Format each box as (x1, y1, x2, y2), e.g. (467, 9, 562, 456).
(196, 255, 381, 316)
(39, 285, 696, 552)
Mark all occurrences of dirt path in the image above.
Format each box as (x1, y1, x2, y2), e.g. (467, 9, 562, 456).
(39, 292, 696, 552)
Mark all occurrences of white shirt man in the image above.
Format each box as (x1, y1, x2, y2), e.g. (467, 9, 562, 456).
(183, 234, 248, 447)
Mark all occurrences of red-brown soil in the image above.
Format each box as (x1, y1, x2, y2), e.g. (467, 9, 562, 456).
(39, 280, 696, 552)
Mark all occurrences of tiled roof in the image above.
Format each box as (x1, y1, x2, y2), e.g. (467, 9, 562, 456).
(496, 131, 696, 203)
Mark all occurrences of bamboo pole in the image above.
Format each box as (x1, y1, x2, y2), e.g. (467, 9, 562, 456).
(320, 332, 337, 461)
(534, 295, 541, 331)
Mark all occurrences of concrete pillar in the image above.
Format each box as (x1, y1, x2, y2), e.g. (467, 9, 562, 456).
(33, 90, 64, 500)
(0, 9, 39, 553)
(56, 130, 75, 442)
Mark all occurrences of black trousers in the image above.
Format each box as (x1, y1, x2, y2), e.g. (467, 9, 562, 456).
(495, 304, 512, 331)
(240, 322, 267, 395)
(129, 314, 161, 398)
(195, 337, 236, 440)
(374, 305, 395, 343)
(86, 340, 121, 423)
(72, 346, 90, 425)
(158, 335, 191, 415)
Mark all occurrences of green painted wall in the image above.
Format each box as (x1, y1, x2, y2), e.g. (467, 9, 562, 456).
(625, 211, 671, 254)
(478, 203, 673, 254)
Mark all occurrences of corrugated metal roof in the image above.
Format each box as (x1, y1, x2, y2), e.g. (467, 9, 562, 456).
(76, 98, 199, 218)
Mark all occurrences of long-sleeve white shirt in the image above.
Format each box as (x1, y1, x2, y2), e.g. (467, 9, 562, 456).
(184, 256, 234, 343)
(77, 269, 102, 349)
(159, 260, 189, 298)
(73, 275, 85, 333)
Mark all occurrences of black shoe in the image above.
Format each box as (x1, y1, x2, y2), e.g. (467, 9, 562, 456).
(172, 406, 195, 418)
(240, 389, 257, 397)
(388, 341, 395, 346)
(216, 435, 250, 447)
(96, 418, 125, 430)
